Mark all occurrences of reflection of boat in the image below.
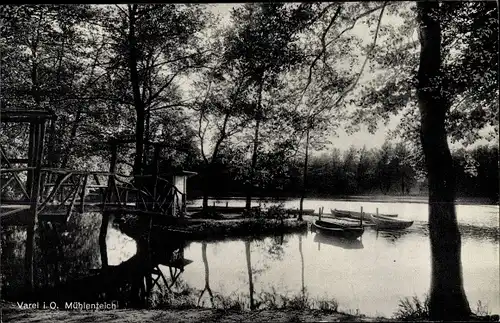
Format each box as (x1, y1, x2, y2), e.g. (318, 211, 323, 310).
(314, 233, 364, 249)
(312, 220, 364, 239)
(369, 214, 413, 230)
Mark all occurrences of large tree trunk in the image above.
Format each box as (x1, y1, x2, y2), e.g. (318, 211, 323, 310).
(299, 128, 310, 221)
(416, 2, 471, 320)
(128, 5, 145, 176)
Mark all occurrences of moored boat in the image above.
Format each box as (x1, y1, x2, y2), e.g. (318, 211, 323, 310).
(369, 213, 413, 230)
(313, 219, 364, 240)
(332, 209, 398, 220)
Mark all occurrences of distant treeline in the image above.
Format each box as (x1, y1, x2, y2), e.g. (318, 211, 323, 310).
(188, 142, 499, 202)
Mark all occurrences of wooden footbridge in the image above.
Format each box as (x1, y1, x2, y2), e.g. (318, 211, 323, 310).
(1, 109, 196, 292)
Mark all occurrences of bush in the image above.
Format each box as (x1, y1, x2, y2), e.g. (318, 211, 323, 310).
(213, 294, 245, 311)
(266, 203, 289, 219)
(242, 206, 264, 218)
(393, 295, 429, 321)
(316, 298, 339, 313)
(474, 300, 491, 316)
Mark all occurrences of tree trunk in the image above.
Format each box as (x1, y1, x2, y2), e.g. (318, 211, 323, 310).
(416, 2, 471, 320)
(144, 110, 151, 167)
(299, 128, 310, 221)
(401, 175, 405, 196)
(128, 5, 145, 176)
(202, 167, 210, 210)
(60, 106, 83, 169)
(245, 118, 261, 210)
(245, 80, 264, 210)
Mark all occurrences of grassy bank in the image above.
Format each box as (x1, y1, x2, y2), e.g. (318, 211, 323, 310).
(172, 218, 308, 241)
(117, 215, 309, 242)
(1, 301, 388, 323)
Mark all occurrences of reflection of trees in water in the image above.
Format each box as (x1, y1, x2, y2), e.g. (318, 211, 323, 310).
(458, 225, 499, 243)
(197, 242, 214, 307)
(1, 213, 103, 299)
(1, 212, 195, 309)
(299, 235, 304, 296)
(378, 221, 499, 244)
(245, 240, 255, 310)
(375, 229, 411, 243)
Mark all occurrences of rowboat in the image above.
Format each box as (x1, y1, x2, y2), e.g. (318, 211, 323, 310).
(313, 233, 364, 249)
(369, 213, 413, 230)
(332, 209, 398, 220)
(312, 219, 364, 239)
(331, 209, 353, 218)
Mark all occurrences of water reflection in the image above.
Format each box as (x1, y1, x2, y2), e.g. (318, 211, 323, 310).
(178, 230, 499, 317)
(1, 213, 191, 309)
(314, 233, 364, 249)
(375, 229, 412, 243)
(245, 240, 255, 310)
(2, 204, 499, 318)
(197, 242, 214, 307)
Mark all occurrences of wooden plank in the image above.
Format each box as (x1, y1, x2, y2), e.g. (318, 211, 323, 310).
(0, 200, 32, 205)
(41, 168, 116, 176)
(0, 167, 36, 172)
(0, 109, 55, 122)
(43, 183, 107, 188)
(0, 206, 30, 217)
(0, 204, 31, 210)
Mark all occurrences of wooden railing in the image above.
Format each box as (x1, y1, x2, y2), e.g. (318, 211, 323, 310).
(1, 167, 185, 223)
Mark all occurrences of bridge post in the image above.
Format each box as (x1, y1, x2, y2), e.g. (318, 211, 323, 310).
(153, 144, 160, 201)
(25, 119, 45, 292)
(99, 142, 118, 269)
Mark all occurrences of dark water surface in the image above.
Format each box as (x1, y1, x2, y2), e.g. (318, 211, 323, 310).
(1, 200, 498, 318)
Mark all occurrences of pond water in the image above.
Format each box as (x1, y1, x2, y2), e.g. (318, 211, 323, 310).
(1, 199, 498, 318)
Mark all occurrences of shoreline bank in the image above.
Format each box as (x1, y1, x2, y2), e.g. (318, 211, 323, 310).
(117, 216, 309, 242)
(1, 303, 390, 322)
(188, 195, 499, 206)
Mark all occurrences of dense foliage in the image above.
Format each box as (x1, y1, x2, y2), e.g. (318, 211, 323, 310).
(187, 142, 498, 202)
(1, 3, 497, 201)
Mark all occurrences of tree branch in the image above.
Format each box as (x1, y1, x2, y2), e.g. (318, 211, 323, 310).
(330, 1, 387, 108)
(325, 3, 386, 48)
(300, 4, 343, 102)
